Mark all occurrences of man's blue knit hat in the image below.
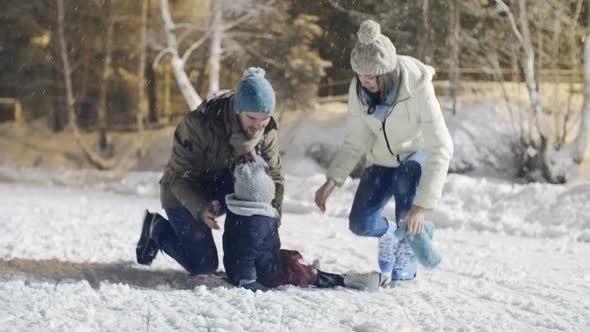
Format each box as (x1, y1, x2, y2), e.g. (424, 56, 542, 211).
(234, 67, 276, 114)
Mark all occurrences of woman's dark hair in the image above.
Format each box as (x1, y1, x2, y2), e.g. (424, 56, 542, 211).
(356, 67, 401, 114)
(375, 67, 400, 101)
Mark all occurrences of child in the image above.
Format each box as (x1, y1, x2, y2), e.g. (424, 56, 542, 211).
(222, 157, 381, 291)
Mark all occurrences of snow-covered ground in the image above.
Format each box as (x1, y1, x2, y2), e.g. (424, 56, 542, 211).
(1, 102, 589, 331)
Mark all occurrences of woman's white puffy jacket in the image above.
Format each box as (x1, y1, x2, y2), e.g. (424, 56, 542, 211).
(327, 56, 453, 210)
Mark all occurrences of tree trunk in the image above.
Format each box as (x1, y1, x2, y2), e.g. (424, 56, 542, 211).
(488, 52, 520, 141)
(575, 10, 590, 163)
(57, 0, 115, 170)
(517, 0, 565, 182)
(160, 0, 202, 110)
(448, 0, 460, 115)
(510, 44, 528, 147)
(164, 61, 171, 121)
(136, 0, 149, 131)
(79, 42, 91, 108)
(147, 53, 159, 123)
(208, 0, 223, 97)
(549, 7, 564, 146)
(420, 0, 433, 64)
(56, 0, 78, 133)
(517, 0, 547, 145)
(495, 0, 561, 181)
(97, 0, 114, 151)
(145, 0, 158, 124)
(535, 21, 542, 89)
(567, 0, 584, 134)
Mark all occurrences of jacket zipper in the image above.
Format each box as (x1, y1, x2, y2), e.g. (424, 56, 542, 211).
(357, 79, 410, 162)
(381, 117, 396, 159)
(377, 96, 410, 160)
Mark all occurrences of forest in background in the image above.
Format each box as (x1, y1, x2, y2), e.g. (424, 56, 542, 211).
(1, 0, 590, 182)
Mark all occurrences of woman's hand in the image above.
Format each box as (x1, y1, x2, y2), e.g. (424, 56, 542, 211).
(314, 178, 336, 212)
(406, 205, 425, 235)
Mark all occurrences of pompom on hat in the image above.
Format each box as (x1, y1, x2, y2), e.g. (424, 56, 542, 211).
(350, 20, 398, 76)
(234, 67, 276, 114)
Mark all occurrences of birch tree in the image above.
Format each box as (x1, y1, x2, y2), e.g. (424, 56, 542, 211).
(56, 0, 78, 133)
(420, 0, 433, 65)
(448, 0, 461, 115)
(136, 0, 149, 130)
(56, 0, 115, 169)
(207, 0, 223, 95)
(97, 0, 114, 151)
(155, 0, 204, 110)
(564, 0, 584, 147)
(153, 0, 278, 110)
(196, 0, 277, 97)
(493, 0, 565, 182)
(574, 1, 590, 163)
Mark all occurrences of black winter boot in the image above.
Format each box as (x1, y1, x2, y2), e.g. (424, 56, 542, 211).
(136, 210, 162, 265)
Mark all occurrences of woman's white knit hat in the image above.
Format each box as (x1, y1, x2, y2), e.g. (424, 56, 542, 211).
(350, 20, 398, 76)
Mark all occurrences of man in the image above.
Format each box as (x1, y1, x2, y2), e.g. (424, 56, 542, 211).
(136, 67, 284, 275)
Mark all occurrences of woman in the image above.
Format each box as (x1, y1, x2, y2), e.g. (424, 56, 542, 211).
(314, 20, 453, 283)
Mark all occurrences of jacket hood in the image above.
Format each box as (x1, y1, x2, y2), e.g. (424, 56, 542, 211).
(396, 56, 436, 100)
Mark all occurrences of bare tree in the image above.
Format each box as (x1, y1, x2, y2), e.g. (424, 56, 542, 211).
(494, 0, 563, 182)
(567, 0, 584, 118)
(550, 5, 563, 146)
(56, 0, 115, 169)
(448, 0, 461, 115)
(325, 0, 370, 20)
(155, 0, 204, 110)
(97, 0, 114, 151)
(204, 0, 277, 97)
(56, 0, 77, 132)
(136, 0, 149, 130)
(486, 52, 520, 141)
(154, 0, 277, 109)
(575, 1, 590, 163)
(421, 0, 433, 64)
(208, 0, 223, 96)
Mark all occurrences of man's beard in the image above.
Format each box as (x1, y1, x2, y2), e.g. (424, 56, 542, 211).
(244, 127, 262, 139)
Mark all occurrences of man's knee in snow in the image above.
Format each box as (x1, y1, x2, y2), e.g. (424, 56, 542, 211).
(186, 256, 218, 275)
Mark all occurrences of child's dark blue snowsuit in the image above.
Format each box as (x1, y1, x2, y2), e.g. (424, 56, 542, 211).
(223, 211, 282, 287)
(223, 211, 331, 289)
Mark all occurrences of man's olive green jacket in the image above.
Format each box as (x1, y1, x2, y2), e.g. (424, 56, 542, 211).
(159, 91, 284, 221)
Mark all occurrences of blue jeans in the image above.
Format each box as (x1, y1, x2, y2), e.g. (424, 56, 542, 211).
(152, 171, 234, 275)
(349, 151, 425, 237)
